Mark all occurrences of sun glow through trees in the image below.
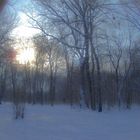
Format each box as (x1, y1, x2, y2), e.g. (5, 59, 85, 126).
(16, 47, 35, 64)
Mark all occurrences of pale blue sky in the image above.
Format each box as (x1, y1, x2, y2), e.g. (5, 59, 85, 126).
(11, 0, 40, 38)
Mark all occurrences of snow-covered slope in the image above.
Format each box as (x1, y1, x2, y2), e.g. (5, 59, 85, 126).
(0, 103, 140, 140)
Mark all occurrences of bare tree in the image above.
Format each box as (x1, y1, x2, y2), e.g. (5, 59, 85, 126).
(27, 0, 110, 111)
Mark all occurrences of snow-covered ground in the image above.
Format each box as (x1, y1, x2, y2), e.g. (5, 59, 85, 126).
(0, 103, 140, 140)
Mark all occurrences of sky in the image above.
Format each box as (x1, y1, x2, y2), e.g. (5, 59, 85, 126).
(11, 0, 40, 38)
(10, 0, 140, 40)
(8, 0, 40, 64)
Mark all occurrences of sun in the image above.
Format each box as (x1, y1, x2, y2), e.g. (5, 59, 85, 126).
(16, 47, 35, 64)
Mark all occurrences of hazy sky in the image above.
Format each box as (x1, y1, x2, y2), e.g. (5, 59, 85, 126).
(11, 0, 40, 38)
(11, 0, 140, 40)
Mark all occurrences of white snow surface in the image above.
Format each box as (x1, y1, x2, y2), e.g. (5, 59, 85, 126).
(0, 103, 140, 140)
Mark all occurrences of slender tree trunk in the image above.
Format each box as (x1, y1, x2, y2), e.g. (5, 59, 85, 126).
(79, 57, 87, 108)
(84, 22, 94, 110)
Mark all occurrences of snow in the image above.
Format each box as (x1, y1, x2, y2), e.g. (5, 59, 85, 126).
(0, 103, 140, 140)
